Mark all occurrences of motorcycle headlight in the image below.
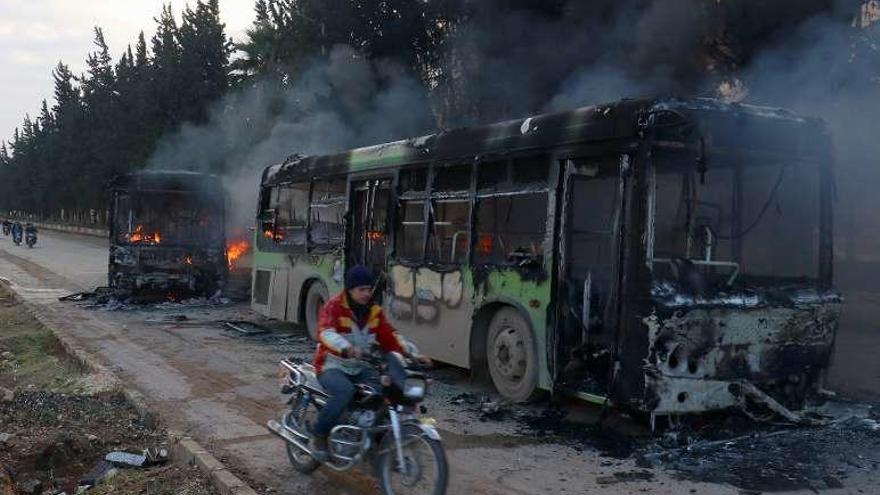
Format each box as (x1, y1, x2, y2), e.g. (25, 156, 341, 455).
(403, 377, 427, 400)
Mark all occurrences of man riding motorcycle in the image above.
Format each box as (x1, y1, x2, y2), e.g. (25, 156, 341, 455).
(310, 265, 431, 459)
(10, 222, 23, 244)
(24, 223, 37, 247)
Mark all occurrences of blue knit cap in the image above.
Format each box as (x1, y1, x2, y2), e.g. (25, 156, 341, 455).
(345, 265, 375, 289)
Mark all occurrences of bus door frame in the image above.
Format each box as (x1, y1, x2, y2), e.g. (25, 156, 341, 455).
(553, 154, 629, 395)
(346, 174, 394, 291)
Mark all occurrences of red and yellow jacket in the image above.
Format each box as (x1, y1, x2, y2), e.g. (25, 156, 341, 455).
(313, 292, 415, 374)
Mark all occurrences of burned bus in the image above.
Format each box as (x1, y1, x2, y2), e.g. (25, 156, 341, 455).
(251, 97, 840, 420)
(108, 171, 227, 297)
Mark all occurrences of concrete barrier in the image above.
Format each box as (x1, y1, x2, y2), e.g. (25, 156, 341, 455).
(31, 221, 108, 238)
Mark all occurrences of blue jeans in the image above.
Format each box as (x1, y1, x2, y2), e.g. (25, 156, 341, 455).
(314, 355, 406, 436)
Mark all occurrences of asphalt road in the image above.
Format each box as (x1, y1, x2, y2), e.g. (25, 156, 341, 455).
(0, 229, 878, 495)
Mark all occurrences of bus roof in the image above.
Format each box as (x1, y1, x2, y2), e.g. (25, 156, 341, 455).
(264, 97, 825, 185)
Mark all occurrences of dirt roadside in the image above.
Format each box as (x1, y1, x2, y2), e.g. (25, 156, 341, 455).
(0, 284, 218, 495)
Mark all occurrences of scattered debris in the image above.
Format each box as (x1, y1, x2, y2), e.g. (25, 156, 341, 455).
(449, 393, 477, 406)
(640, 414, 880, 492)
(518, 408, 642, 458)
(79, 461, 116, 487)
(224, 320, 269, 336)
(17, 478, 41, 494)
(105, 451, 149, 468)
(596, 470, 654, 485)
(58, 287, 113, 302)
(479, 396, 511, 421)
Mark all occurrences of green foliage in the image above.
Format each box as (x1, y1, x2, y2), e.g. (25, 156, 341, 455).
(0, 1, 231, 219)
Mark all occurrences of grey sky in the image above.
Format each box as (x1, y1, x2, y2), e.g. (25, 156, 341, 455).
(0, 0, 255, 143)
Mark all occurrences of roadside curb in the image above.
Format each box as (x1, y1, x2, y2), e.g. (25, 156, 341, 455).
(4, 285, 259, 495)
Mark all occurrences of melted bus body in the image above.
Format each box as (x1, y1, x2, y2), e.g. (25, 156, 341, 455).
(108, 171, 227, 296)
(251, 98, 840, 417)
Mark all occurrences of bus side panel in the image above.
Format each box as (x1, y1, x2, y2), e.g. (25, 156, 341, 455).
(286, 253, 343, 324)
(384, 263, 553, 390)
(251, 249, 286, 317)
(385, 263, 474, 369)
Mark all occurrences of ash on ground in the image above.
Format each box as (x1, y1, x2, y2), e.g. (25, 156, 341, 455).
(638, 406, 880, 492)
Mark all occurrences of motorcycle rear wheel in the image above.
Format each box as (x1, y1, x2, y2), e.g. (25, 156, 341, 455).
(378, 424, 448, 495)
(284, 393, 321, 474)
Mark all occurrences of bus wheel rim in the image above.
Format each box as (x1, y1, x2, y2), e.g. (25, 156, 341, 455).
(493, 327, 526, 381)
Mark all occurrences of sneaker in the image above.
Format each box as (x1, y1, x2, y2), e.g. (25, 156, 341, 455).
(309, 434, 329, 461)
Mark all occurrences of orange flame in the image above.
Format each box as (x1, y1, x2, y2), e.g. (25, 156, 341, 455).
(226, 239, 250, 269)
(129, 225, 162, 245)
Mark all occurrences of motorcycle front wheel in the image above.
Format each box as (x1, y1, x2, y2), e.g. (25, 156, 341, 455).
(283, 393, 321, 474)
(378, 424, 448, 495)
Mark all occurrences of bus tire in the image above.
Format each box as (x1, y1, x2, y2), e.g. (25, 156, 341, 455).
(486, 307, 540, 403)
(305, 282, 328, 341)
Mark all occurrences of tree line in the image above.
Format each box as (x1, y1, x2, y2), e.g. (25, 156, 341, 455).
(0, 0, 875, 224)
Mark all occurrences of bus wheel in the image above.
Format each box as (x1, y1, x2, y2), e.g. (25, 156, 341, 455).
(487, 308, 539, 403)
(304, 282, 328, 341)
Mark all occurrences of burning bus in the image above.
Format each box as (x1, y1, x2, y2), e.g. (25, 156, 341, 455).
(108, 171, 227, 297)
(250, 97, 840, 420)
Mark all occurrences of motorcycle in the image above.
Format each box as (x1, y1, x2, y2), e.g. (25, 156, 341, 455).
(1, 223, 9, 236)
(12, 230, 21, 246)
(267, 348, 448, 495)
(25, 230, 36, 248)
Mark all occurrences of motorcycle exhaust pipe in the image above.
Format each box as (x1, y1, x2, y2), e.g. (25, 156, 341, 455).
(267, 420, 312, 454)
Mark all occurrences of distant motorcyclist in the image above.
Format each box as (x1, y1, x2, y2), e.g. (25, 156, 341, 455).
(309, 265, 431, 459)
(1, 219, 10, 236)
(11, 222, 23, 245)
(24, 223, 37, 248)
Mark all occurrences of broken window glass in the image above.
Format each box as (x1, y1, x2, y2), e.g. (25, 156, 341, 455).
(310, 178, 346, 250)
(399, 167, 428, 194)
(651, 151, 820, 286)
(473, 156, 549, 265)
(478, 154, 550, 191)
(474, 192, 547, 265)
(738, 161, 819, 279)
(511, 155, 550, 185)
(275, 182, 309, 249)
(426, 164, 471, 264)
(427, 198, 470, 264)
(115, 192, 222, 247)
(396, 199, 425, 261)
(257, 186, 277, 249)
(477, 160, 507, 190)
(432, 163, 471, 193)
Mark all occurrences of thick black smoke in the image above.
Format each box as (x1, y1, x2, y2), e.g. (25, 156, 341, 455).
(148, 44, 435, 228)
